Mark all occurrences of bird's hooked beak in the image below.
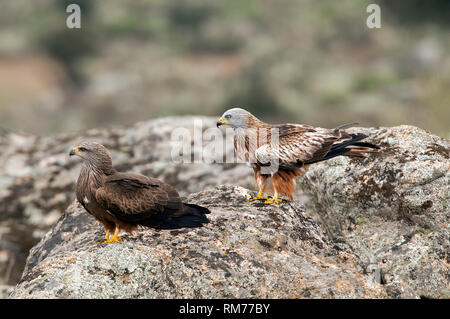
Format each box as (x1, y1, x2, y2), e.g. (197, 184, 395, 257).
(216, 117, 230, 127)
(69, 148, 80, 156)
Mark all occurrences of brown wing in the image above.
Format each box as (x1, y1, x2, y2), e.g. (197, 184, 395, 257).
(234, 124, 313, 164)
(95, 172, 184, 227)
(254, 124, 366, 169)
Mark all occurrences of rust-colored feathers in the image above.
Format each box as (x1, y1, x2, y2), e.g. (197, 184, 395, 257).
(218, 107, 379, 201)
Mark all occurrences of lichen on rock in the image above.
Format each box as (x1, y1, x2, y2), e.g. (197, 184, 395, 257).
(2, 119, 449, 298)
(299, 125, 449, 298)
(10, 186, 387, 299)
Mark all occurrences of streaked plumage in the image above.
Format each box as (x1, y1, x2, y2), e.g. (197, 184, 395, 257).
(217, 108, 378, 203)
(70, 142, 210, 243)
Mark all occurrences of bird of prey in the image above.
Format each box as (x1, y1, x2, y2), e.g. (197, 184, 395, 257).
(69, 142, 210, 243)
(217, 107, 378, 204)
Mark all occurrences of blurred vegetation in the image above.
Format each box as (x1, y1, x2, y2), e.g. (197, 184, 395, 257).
(37, 0, 97, 86)
(0, 0, 448, 137)
(379, 0, 450, 26)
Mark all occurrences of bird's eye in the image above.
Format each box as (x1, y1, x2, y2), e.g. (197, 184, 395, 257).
(79, 147, 88, 152)
(225, 114, 232, 119)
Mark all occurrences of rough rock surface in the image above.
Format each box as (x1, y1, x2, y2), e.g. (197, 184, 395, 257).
(299, 125, 449, 298)
(0, 116, 252, 286)
(9, 186, 386, 299)
(2, 119, 449, 298)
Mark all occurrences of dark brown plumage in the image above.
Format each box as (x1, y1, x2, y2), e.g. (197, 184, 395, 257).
(217, 108, 379, 204)
(70, 142, 210, 243)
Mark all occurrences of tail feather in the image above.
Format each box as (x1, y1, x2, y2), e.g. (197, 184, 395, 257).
(182, 203, 211, 216)
(344, 141, 380, 157)
(332, 134, 378, 159)
(157, 203, 210, 229)
(351, 141, 380, 149)
(306, 133, 378, 164)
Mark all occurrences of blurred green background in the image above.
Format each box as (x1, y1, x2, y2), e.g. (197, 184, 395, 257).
(0, 0, 449, 138)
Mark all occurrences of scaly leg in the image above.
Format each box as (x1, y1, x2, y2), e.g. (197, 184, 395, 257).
(247, 170, 269, 202)
(246, 188, 269, 202)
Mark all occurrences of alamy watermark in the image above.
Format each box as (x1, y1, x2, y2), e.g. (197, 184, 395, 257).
(66, 4, 81, 29)
(62, 2, 381, 171)
(366, 4, 381, 29)
(65, 3, 381, 30)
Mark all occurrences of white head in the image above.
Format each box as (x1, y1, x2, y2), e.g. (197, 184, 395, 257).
(217, 107, 256, 129)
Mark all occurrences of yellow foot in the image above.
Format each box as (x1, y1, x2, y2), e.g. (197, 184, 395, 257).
(92, 236, 123, 245)
(246, 190, 268, 202)
(264, 197, 283, 205)
(246, 195, 269, 202)
(105, 236, 123, 243)
(92, 226, 122, 245)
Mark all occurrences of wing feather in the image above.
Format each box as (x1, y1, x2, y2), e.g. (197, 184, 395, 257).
(95, 172, 183, 224)
(254, 124, 351, 169)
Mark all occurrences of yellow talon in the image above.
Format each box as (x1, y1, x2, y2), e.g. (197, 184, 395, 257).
(93, 237, 123, 245)
(264, 196, 283, 205)
(92, 226, 123, 245)
(246, 190, 268, 202)
(104, 236, 123, 243)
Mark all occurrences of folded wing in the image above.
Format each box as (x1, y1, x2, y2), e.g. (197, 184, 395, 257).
(255, 124, 377, 169)
(95, 173, 185, 227)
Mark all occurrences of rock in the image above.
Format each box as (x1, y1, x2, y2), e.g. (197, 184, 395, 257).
(0, 116, 252, 286)
(2, 120, 449, 298)
(9, 186, 386, 299)
(299, 125, 449, 298)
